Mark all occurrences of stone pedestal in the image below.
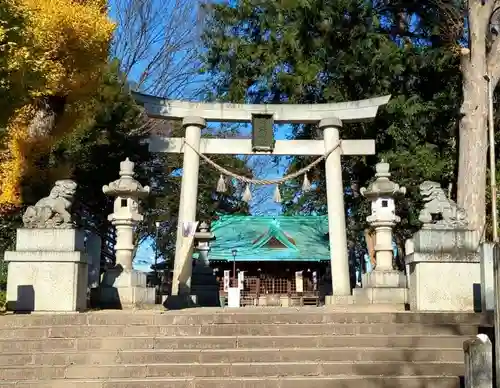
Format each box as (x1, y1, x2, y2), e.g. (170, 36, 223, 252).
(5, 229, 88, 312)
(354, 222, 407, 305)
(361, 269, 406, 288)
(191, 264, 219, 307)
(189, 222, 218, 306)
(100, 268, 155, 308)
(354, 270, 407, 304)
(406, 229, 480, 311)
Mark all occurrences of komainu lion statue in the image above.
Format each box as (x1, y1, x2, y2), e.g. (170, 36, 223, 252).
(22, 179, 78, 229)
(418, 181, 468, 229)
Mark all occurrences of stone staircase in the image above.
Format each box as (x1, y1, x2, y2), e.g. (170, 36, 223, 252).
(0, 308, 492, 388)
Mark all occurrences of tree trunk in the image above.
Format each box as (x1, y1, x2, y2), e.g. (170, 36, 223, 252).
(27, 96, 66, 138)
(458, 54, 488, 236)
(457, 1, 492, 237)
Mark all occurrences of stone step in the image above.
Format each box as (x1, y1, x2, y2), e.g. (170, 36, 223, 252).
(3, 376, 463, 388)
(0, 334, 468, 352)
(0, 311, 491, 327)
(0, 323, 479, 339)
(0, 347, 465, 366)
(0, 310, 479, 387)
(1, 361, 464, 380)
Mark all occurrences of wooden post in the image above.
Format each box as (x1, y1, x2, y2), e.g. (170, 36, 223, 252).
(463, 334, 493, 388)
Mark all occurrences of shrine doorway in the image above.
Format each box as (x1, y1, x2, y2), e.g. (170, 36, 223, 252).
(208, 215, 331, 307)
(217, 263, 329, 307)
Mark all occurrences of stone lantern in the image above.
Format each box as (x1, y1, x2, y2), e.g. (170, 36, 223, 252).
(355, 161, 407, 305)
(100, 158, 155, 307)
(360, 161, 405, 271)
(191, 222, 219, 306)
(194, 222, 215, 268)
(103, 157, 150, 270)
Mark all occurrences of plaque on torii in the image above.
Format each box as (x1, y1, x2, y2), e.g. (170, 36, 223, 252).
(133, 92, 391, 301)
(251, 113, 275, 152)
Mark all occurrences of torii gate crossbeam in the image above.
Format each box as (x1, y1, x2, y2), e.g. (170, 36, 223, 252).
(134, 92, 391, 303)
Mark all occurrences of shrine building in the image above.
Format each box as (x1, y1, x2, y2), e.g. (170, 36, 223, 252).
(207, 215, 331, 306)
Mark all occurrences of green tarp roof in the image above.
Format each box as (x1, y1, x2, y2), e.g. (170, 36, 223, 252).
(208, 215, 330, 262)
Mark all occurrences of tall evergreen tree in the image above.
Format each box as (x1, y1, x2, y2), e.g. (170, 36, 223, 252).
(201, 0, 462, 249)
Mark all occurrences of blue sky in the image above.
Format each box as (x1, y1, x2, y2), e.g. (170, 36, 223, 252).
(108, 0, 395, 271)
(134, 124, 294, 272)
(133, 125, 293, 271)
(134, 120, 291, 272)
(108, 0, 294, 271)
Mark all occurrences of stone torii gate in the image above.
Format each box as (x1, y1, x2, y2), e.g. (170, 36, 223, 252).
(134, 92, 390, 303)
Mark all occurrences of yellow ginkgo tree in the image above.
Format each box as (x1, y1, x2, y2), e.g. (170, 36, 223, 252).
(0, 0, 114, 213)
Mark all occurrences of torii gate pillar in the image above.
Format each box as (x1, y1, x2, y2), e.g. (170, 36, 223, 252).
(320, 118, 350, 296)
(171, 117, 205, 296)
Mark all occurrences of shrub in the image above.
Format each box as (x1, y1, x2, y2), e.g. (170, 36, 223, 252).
(0, 291, 6, 312)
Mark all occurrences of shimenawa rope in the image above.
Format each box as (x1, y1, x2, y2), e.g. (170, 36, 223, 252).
(182, 139, 342, 202)
(182, 139, 342, 186)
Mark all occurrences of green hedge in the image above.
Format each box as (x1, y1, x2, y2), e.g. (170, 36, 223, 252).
(0, 291, 6, 312)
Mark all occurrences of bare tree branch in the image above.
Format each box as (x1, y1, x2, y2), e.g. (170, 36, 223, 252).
(111, 0, 205, 99)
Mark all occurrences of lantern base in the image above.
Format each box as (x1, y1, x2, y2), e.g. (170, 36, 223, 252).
(191, 263, 219, 307)
(352, 269, 407, 305)
(353, 286, 407, 305)
(362, 269, 407, 288)
(100, 268, 155, 308)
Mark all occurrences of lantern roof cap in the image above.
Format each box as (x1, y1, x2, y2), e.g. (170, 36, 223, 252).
(103, 158, 150, 197)
(360, 161, 406, 199)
